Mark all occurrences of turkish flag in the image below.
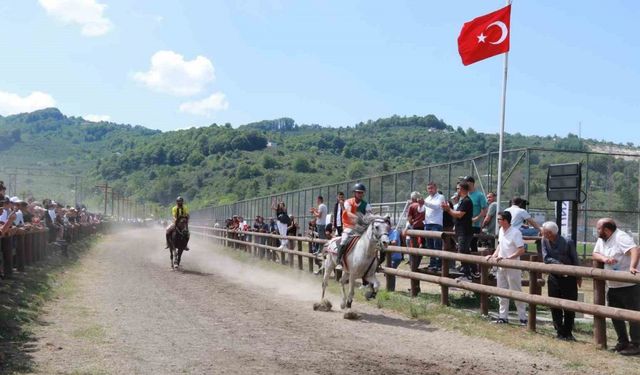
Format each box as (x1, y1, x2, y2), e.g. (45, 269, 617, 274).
(458, 4, 511, 66)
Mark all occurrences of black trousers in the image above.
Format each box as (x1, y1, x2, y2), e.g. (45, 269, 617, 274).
(470, 226, 481, 253)
(608, 284, 640, 345)
(548, 274, 578, 337)
(456, 233, 475, 276)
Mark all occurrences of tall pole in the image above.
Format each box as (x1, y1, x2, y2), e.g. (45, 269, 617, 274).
(494, 1, 511, 233)
(95, 182, 110, 216)
(74, 176, 78, 206)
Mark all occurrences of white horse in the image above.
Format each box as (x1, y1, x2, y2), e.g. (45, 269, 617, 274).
(320, 214, 390, 310)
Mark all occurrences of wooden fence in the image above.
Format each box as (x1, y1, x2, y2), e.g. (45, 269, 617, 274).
(0, 223, 104, 279)
(190, 225, 640, 349)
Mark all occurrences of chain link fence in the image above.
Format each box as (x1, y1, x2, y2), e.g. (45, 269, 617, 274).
(191, 147, 640, 257)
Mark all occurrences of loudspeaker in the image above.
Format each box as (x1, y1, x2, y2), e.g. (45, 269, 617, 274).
(547, 163, 581, 202)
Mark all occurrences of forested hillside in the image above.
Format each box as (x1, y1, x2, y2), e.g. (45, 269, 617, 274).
(0, 108, 637, 211)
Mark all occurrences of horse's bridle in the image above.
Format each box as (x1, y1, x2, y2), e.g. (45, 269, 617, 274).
(372, 219, 390, 246)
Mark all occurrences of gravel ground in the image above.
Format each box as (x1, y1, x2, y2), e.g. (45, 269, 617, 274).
(25, 228, 572, 375)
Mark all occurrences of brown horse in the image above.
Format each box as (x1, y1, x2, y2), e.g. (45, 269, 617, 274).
(168, 217, 189, 269)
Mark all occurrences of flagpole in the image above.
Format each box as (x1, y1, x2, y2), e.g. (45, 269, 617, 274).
(495, 0, 511, 234)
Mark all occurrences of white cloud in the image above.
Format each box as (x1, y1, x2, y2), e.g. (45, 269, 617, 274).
(83, 114, 111, 122)
(39, 0, 113, 37)
(0, 91, 56, 116)
(133, 50, 215, 96)
(179, 92, 229, 116)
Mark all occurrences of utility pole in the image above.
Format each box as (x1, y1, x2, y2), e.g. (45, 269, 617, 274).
(95, 182, 112, 215)
(74, 175, 79, 206)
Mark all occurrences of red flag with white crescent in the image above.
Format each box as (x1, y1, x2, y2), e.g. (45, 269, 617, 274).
(458, 4, 511, 66)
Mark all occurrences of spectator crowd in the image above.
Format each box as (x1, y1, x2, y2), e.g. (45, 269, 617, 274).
(208, 176, 640, 355)
(0, 180, 102, 278)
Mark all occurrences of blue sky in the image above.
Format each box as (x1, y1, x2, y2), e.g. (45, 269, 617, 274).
(0, 1, 638, 145)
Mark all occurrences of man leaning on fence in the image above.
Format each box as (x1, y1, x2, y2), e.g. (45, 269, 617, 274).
(591, 218, 640, 356)
(540, 221, 580, 341)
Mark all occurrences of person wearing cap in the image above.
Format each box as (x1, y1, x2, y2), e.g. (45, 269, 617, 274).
(166, 196, 190, 250)
(463, 176, 488, 254)
(506, 197, 541, 237)
(336, 183, 372, 266)
(441, 181, 477, 280)
(10, 197, 24, 227)
(379, 216, 403, 268)
(19, 201, 32, 224)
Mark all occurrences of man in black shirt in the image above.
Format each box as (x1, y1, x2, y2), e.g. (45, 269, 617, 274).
(541, 221, 581, 341)
(332, 192, 345, 236)
(442, 181, 476, 280)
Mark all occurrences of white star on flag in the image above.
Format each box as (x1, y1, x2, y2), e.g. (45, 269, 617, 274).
(477, 33, 486, 43)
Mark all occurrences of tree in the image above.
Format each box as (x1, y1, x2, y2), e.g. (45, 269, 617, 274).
(262, 155, 279, 169)
(293, 157, 311, 173)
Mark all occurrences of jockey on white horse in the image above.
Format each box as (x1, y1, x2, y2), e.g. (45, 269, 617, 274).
(335, 183, 372, 267)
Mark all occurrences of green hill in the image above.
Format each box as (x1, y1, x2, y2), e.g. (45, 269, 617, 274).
(1, 108, 638, 213)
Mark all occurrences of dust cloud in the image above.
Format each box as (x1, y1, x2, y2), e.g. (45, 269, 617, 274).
(122, 226, 329, 304)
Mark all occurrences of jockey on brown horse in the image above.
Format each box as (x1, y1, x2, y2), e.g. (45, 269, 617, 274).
(166, 196, 190, 251)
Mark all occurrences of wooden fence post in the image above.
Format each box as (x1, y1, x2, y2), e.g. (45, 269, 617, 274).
(480, 253, 490, 316)
(25, 231, 33, 265)
(593, 260, 607, 349)
(440, 233, 452, 306)
(297, 239, 303, 270)
(2, 236, 13, 277)
(307, 239, 314, 273)
(528, 254, 540, 332)
(385, 250, 395, 292)
(409, 247, 420, 297)
(288, 239, 294, 268)
(16, 232, 26, 272)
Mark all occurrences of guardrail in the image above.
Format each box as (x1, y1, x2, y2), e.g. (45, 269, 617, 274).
(190, 225, 639, 349)
(0, 222, 105, 279)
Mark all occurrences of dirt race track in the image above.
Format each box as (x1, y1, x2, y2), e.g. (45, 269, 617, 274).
(25, 228, 571, 374)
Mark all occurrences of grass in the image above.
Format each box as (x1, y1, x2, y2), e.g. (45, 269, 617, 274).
(72, 324, 106, 343)
(0, 236, 101, 373)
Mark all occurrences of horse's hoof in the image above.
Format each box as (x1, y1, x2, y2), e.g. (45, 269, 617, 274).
(340, 302, 346, 310)
(313, 299, 332, 312)
(364, 291, 374, 300)
(343, 310, 360, 320)
(346, 301, 352, 309)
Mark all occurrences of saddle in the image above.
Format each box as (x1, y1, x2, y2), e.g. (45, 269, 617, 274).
(339, 236, 361, 271)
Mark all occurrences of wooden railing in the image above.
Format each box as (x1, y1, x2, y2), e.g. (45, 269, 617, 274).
(190, 225, 640, 349)
(0, 222, 105, 279)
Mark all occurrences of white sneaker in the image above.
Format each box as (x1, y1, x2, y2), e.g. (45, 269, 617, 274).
(455, 275, 472, 282)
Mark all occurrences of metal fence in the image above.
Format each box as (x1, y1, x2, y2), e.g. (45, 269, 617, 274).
(191, 147, 640, 256)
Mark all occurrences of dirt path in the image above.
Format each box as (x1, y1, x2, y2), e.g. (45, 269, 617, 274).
(25, 228, 572, 374)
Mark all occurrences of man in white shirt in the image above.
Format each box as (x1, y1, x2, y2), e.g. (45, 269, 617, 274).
(0, 197, 10, 223)
(505, 197, 541, 236)
(10, 197, 24, 226)
(486, 210, 527, 325)
(311, 195, 328, 241)
(423, 182, 445, 271)
(592, 218, 640, 355)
